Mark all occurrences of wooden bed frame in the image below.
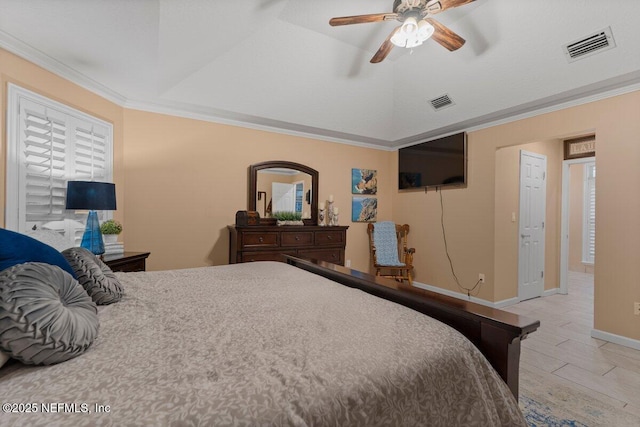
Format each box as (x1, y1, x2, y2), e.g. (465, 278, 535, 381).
(285, 255, 540, 398)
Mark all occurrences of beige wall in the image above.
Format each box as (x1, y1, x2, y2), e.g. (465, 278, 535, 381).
(394, 90, 640, 341)
(2, 47, 639, 342)
(122, 109, 392, 272)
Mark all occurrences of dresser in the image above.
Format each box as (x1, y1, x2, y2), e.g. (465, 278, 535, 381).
(228, 225, 348, 265)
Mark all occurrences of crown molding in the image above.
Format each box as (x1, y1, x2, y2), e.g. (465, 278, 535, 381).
(3, 28, 640, 152)
(123, 98, 396, 151)
(0, 30, 127, 105)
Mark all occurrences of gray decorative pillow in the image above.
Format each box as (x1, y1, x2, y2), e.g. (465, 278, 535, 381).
(0, 262, 99, 365)
(62, 247, 124, 305)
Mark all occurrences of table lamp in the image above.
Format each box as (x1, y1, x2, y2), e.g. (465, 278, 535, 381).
(65, 181, 117, 255)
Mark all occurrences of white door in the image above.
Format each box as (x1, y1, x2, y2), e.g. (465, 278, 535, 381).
(518, 150, 547, 301)
(272, 182, 296, 212)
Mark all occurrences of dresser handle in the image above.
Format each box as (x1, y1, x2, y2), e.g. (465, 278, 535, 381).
(258, 237, 264, 243)
(295, 235, 300, 241)
(327, 235, 332, 240)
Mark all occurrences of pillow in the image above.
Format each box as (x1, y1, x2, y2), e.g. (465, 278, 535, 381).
(0, 262, 99, 365)
(62, 247, 124, 305)
(0, 228, 77, 278)
(26, 228, 74, 252)
(0, 351, 9, 369)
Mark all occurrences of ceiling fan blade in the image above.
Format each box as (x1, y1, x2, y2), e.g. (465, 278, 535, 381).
(425, 18, 465, 51)
(370, 26, 401, 64)
(425, 0, 475, 15)
(329, 13, 397, 26)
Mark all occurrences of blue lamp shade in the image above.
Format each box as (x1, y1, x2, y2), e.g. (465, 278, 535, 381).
(66, 181, 117, 255)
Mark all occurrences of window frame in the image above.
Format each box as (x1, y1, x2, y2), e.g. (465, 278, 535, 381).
(6, 83, 114, 240)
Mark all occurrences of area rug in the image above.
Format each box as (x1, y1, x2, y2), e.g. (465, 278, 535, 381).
(519, 368, 640, 427)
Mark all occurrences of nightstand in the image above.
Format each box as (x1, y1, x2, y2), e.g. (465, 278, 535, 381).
(103, 252, 150, 272)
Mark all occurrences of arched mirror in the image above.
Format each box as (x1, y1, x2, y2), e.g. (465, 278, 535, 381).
(249, 161, 318, 225)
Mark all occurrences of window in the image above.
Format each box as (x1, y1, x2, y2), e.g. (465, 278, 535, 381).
(294, 182, 304, 214)
(582, 162, 596, 264)
(6, 84, 113, 245)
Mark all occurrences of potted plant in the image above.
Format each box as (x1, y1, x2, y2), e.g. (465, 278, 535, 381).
(100, 219, 122, 243)
(272, 211, 304, 226)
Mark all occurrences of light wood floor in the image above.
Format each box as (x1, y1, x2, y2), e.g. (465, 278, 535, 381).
(502, 271, 640, 418)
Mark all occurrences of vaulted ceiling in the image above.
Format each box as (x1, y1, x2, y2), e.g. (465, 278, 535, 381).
(1, 0, 640, 149)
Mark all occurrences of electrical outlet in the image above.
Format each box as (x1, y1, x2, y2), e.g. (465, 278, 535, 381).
(478, 273, 485, 283)
(634, 302, 640, 316)
(345, 260, 351, 267)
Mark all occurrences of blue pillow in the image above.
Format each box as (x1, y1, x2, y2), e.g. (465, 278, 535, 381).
(0, 228, 77, 278)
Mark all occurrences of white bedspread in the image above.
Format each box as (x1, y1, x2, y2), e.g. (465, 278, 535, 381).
(0, 261, 525, 426)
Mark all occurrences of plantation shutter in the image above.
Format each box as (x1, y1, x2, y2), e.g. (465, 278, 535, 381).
(7, 84, 113, 245)
(74, 126, 108, 180)
(22, 108, 68, 226)
(583, 163, 596, 264)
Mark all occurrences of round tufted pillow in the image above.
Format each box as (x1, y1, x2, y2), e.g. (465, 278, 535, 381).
(62, 247, 124, 305)
(0, 262, 99, 365)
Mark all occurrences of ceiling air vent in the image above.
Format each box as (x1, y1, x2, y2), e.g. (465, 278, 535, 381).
(564, 27, 616, 62)
(430, 94, 454, 111)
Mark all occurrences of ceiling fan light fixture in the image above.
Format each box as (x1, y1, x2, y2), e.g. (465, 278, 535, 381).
(417, 19, 434, 40)
(391, 18, 434, 48)
(401, 16, 419, 34)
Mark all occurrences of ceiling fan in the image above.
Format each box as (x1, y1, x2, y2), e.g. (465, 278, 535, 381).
(329, 0, 475, 63)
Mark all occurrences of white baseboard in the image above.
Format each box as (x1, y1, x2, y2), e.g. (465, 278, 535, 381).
(591, 329, 640, 351)
(411, 282, 564, 309)
(412, 281, 519, 309)
(412, 284, 640, 351)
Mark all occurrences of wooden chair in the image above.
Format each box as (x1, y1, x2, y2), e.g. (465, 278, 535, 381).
(367, 222, 415, 285)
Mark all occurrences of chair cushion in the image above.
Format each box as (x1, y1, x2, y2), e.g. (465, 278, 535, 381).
(372, 222, 405, 267)
(0, 228, 77, 278)
(62, 247, 124, 305)
(0, 262, 99, 365)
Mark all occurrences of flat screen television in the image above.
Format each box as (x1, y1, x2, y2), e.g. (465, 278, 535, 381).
(398, 132, 467, 190)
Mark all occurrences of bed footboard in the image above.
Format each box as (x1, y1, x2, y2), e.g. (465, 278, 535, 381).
(285, 256, 539, 398)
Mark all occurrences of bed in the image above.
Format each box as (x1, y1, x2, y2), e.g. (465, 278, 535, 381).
(0, 256, 536, 426)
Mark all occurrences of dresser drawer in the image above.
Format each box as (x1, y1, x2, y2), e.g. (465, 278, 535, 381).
(241, 232, 279, 248)
(298, 248, 344, 265)
(281, 231, 314, 247)
(315, 230, 345, 246)
(241, 251, 296, 263)
(229, 225, 348, 265)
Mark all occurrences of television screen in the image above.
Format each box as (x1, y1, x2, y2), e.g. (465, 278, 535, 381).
(398, 132, 467, 190)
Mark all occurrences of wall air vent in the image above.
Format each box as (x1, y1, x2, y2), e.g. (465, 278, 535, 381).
(564, 27, 616, 62)
(429, 94, 454, 111)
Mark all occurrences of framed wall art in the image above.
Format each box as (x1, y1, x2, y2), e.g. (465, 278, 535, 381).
(352, 168, 377, 194)
(352, 196, 377, 222)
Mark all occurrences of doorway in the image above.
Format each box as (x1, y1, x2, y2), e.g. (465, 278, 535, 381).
(560, 158, 596, 294)
(518, 150, 547, 301)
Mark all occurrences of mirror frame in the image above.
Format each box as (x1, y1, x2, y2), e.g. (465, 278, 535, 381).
(249, 160, 319, 225)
